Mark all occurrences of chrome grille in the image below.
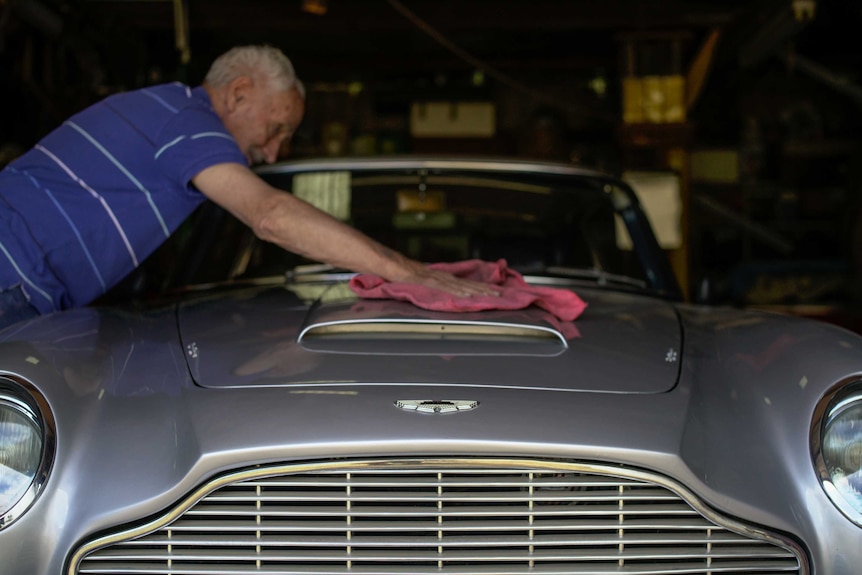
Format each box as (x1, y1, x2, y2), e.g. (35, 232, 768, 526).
(72, 459, 805, 574)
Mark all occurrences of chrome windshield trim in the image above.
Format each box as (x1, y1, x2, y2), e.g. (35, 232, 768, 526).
(254, 156, 611, 180)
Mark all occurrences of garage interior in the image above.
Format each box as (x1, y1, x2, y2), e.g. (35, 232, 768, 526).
(2, 0, 861, 329)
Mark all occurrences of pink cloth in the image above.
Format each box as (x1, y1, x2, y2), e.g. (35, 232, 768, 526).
(348, 259, 587, 322)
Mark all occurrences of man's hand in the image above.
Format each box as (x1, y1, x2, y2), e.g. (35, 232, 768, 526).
(402, 264, 501, 298)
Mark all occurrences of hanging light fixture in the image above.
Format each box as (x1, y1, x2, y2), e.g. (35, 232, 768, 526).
(302, 0, 328, 15)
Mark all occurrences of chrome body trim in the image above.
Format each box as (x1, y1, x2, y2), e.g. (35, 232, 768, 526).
(299, 319, 567, 344)
(70, 458, 808, 574)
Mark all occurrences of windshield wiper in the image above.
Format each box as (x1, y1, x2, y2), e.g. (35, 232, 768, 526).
(286, 264, 646, 291)
(285, 264, 356, 283)
(525, 266, 647, 289)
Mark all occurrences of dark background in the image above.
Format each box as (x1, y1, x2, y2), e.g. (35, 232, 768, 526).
(2, 0, 861, 327)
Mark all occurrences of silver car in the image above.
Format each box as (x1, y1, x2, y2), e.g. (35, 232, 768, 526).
(2, 156, 861, 574)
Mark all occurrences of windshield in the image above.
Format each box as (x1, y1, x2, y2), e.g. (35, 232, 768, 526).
(104, 161, 678, 301)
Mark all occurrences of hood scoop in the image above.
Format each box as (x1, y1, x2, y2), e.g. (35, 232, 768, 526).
(299, 318, 567, 356)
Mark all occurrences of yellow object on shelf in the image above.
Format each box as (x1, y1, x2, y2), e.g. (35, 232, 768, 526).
(623, 75, 687, 124)
(410, 102, 496, 138)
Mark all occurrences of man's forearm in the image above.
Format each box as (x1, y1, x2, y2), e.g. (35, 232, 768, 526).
(192, 162, 497, 297)
(255, 190, 420, 281)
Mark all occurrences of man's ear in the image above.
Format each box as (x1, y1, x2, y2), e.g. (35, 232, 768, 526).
(226, 76, 254, 113)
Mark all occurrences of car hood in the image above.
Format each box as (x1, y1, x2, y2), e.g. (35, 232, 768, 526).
(178, 284, 682, 393)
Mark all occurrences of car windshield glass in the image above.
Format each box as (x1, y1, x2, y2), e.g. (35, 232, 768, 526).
(219, 168, 643, 284)
(107, 164, 659, 299)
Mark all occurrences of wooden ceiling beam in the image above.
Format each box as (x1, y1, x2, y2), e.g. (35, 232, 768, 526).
(86, 0, 739, 32)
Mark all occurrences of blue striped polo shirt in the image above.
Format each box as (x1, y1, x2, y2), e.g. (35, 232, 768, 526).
(0, 83, 247, 314)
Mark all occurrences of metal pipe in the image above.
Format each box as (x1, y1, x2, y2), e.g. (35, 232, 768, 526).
(788, 52, 862, 107)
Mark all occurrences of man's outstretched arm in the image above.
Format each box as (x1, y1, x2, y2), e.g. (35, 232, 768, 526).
(192, 162, 499, 297)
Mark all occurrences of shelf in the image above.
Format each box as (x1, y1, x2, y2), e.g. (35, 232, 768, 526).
(782, 139, 861, 158)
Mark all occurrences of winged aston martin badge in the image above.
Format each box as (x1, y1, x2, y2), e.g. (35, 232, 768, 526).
(395, 400, 479, 414)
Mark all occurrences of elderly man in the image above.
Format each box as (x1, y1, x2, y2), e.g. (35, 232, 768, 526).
(0, 45, 495, 330)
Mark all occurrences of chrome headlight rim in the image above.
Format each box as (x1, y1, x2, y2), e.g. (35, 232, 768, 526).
(812, 379, 862, 527)
(0, 374, 55, 530)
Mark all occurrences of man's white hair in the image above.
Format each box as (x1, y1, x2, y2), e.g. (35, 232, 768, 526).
(205, 45, 305, 98)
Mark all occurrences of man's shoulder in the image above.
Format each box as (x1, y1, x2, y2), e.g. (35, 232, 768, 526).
(91, 82, 222, 139)
(141, 81, 200, 98)
(111, 82, 209, 113)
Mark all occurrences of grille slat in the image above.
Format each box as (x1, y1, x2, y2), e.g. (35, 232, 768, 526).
(82, 545, 797, 562)
(204, 488, 678, 503)
(78, 562, 802, 575)
(163, 517, 725, 532)
(73, 459, 804, 575)
(110, 531, 759, 548)
(185, 502, 699, 517)
(241, 475, 648, 486)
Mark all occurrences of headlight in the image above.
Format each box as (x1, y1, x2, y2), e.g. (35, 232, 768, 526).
(816, 385, 862, 525)
(0, 377, 53, 530)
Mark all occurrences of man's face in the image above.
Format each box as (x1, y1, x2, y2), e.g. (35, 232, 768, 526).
(222, 80, 305, 165)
